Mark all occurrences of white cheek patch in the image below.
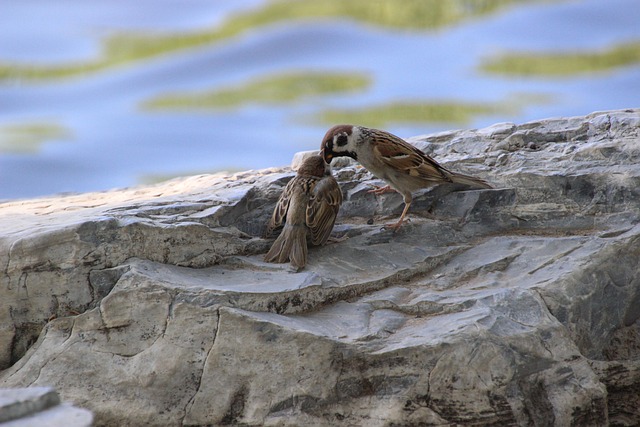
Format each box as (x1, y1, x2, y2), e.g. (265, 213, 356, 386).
(350, 126, 361, 145)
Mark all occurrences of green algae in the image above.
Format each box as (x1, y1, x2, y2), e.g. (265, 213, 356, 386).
(0, 0, 544, 81)
(0, 122, 73, 154)
(481, 41, 640, 77)
(142, 71, 371, 110)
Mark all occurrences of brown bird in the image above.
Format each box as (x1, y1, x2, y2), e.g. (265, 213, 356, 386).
(320, 124, 491, 230)
(265, 154, 342, 270)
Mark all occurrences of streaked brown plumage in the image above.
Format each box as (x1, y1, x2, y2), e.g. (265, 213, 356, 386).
(265, 155, 342, 270)
(320, 124, 491, 230)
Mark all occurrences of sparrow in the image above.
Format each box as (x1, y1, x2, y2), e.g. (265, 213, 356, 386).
(264, 154, 342, 270)
(320, 124, 492, 230)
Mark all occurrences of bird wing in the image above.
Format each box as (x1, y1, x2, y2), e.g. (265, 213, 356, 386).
(371, 133, 452, 184)
(264, 177, 296, 237)
(306, 176, 342, 245)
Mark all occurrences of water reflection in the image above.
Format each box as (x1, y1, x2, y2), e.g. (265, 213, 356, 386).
(316, 101, 509, 128)
(1, 0, 639, 199)
(0, 0, 545, 81)
(0, 123, 72, 154)
(483, 40, 640, 76)
(314, 92, 554, 127)
(142, 71, 370, 110)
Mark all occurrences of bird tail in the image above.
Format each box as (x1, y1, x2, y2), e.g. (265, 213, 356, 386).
(264, 224, 308, 270)
(448, 171, 493, 189)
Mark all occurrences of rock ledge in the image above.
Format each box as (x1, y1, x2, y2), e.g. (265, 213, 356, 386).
(1, 109, 640, 426)
(0, 387, 92, 426)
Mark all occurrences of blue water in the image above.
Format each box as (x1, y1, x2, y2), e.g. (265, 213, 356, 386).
(1, 0, 639, 200)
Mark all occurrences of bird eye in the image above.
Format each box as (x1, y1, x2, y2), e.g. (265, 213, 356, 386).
(336, 134, 348, 147)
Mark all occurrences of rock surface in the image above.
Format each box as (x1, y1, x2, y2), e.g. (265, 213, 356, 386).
(0, 387, 93, 426)
(1, 109, 640, 426)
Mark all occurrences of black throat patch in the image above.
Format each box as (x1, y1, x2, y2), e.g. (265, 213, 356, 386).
(345, 150, 357, 160)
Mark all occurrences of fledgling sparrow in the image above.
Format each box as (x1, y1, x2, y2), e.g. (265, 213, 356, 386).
(320, 124, 492, 230)
(264, 154, 342, 270)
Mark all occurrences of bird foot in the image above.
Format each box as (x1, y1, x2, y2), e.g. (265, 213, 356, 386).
(381, 217, 409, 233)
(367, 184, 395, 196)
(327, 235, 349, 244)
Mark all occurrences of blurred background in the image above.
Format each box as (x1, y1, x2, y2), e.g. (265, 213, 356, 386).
(1, 0, 639, 200)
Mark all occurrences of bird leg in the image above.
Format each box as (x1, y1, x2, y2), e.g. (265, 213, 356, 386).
(368, 184, 396, 195)
(383, 201, 411, 232)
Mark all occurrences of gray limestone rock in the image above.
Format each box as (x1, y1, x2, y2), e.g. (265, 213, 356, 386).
(0, 387, 92, 426)
(1, 109, 640, 425)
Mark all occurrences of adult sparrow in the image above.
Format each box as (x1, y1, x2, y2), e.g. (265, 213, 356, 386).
(320, 124, 491, 230)
(265, 154, 342, 270)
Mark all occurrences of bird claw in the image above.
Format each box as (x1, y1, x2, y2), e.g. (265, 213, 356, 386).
(367, 184, 395, 196)
(380, 222, 402, 233)
(380, 217, 410, 233)
(327, 235, 349, 243)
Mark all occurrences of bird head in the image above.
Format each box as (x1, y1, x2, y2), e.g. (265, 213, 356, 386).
(320, 124, 359, 164)
(297, 154, 328, 178)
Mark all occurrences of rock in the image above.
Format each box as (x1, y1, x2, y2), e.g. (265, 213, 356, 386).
(1, 109, 640, 425)
(0, 387, 92, 426)
(290, 150, 319, 170)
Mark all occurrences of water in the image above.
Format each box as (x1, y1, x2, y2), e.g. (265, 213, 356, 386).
(1, 0, 639, 200)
